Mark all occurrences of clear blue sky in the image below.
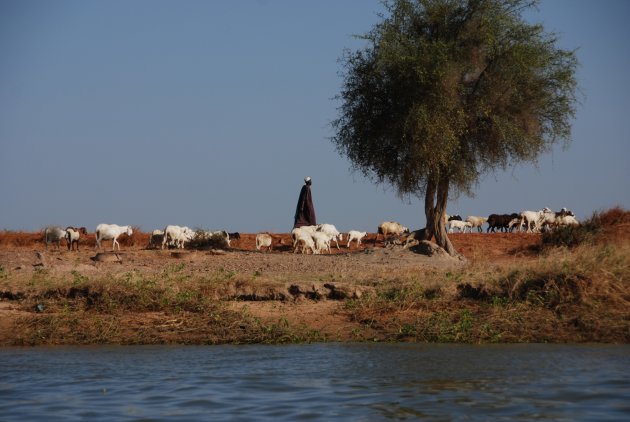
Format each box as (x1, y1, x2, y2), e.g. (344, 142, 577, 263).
(1, 0, 629, 233)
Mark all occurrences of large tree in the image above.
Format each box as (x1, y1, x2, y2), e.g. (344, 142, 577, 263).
(332, 0, 578, 255)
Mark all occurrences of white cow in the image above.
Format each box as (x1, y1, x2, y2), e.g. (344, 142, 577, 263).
(95, 224, 133, 251)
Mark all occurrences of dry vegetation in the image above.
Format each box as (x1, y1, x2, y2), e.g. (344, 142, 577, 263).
(1, 208, 628, 346)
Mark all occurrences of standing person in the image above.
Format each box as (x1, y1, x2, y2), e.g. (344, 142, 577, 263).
(293, 176, 316, 228)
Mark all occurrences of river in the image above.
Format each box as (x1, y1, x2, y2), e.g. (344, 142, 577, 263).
(1, 343, 628, 421)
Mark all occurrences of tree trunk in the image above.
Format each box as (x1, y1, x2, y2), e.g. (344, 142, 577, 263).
(423, 176, 457, 256)
(422, 177, 437, 241)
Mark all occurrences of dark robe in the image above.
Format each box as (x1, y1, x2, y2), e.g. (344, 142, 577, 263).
(293, 183, 316, 228)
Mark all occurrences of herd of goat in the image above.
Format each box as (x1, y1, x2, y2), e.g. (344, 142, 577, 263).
(41, 207, 578, 253)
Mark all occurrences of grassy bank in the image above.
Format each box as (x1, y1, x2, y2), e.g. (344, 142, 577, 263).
(344, 242, 629, 343)
(344, 208, 630, 343)
(1, 208, 628, 346)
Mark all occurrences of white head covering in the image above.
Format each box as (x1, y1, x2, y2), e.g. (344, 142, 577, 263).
(304, 176, 311, 183)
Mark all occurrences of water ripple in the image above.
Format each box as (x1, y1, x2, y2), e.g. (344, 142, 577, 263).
(1, 344, 629, 421)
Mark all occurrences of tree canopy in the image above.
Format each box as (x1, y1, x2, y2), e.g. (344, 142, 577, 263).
(332, 0, 578, 255)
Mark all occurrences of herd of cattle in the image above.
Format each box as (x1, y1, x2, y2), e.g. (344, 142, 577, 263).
(40, 207, 578, 253)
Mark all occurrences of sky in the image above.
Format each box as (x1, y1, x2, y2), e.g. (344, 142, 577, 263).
(1, 0, 629, 233)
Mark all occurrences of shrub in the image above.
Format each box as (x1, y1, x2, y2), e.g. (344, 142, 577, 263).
(542, 212, 603, 248)
(542, 207, 630, 249)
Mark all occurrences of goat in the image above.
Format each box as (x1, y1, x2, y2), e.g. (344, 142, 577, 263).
(448, 220, 473, 233)
(542, 208, 577, 230)
(291, 227, 316, 254)
(508, 218, 523, 232)
(486, 214, 519, 233)
(162, 225, 194, 249)
(43, 226, 66, 250)
(311, 231, 334, 254)
(346, 230, 367, 248)
(291, 226, 317, 249)
(148, 229, 165, 249)
(65, 226, 87, 251)
(518, 208, 556, 232)
(95, 224, 133, 251)
(375, 221, 409, 246)
(316, 223, 343, 249)
(555, 214, 579, 227)
(519, 210, 543, 232)
(255, 233, 273, 252)
(465, 216, 487, 233)
(207, 230, 231, 247)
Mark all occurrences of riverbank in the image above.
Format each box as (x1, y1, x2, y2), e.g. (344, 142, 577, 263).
(1, 213, 628, 345)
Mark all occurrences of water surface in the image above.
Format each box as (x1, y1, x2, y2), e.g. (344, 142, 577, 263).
(1, 343, 629, 421)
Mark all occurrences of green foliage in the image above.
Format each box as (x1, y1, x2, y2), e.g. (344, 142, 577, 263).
(332, 0, 578, 199)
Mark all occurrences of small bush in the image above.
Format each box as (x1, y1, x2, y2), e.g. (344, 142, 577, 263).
(541, 207, 629, 249)
(542, 213, 602, 248)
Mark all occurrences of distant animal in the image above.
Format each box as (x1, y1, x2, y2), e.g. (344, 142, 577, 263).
(541, 208, 578, 231)
(554, 214, 579, 228)
(316, 223, 343, 249)
(465, 216, 487, 233)
(162, 225, 194, 249)
(375, 221, 409, 246)
(518, 208, 556, 232)
(255, 233, 273, 252)
(95, 224, 133, 251)
(508, 217, 523, 232)
(65, 226, 88, 251)
(311, 231, 334, 254)
(43, 226, 66, 250)
(204, 230, 231, 247)
(486, 214, 520, 233)
(448, 220, 473, 233)
(148, 229, 165, 249)
(291, 227, 316, 254)
(346, 230, 367, 248)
